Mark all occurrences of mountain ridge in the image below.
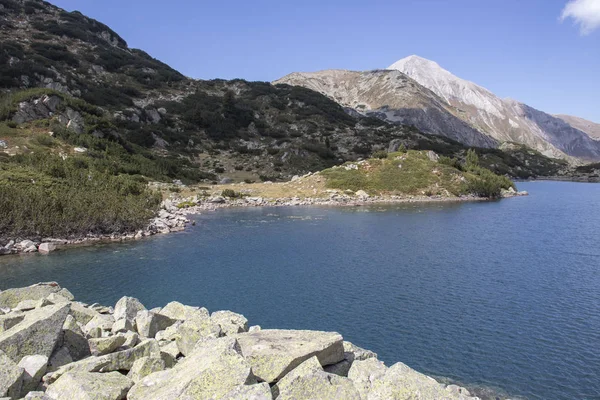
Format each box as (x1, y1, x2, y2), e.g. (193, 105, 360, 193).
(387, 55, 600, 160)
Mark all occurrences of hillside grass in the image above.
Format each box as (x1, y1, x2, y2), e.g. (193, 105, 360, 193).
(321, 150, 514, 198)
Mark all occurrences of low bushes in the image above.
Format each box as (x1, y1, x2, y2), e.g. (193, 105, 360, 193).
(0, 161, 161, 239)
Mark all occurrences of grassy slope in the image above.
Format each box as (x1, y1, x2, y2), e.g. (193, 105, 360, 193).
(321, 150, 514, 198)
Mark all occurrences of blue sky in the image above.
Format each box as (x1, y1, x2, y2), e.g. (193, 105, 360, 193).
(51, 0, 599, 122)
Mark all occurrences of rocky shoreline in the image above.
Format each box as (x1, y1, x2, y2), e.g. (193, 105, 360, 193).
(0, 282, 488, 400)
(0, 188, 528, 257)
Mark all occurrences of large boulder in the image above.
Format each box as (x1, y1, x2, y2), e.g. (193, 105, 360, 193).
(128, 337, 254, 400)
(83, 314, 114, 334)
(62, 315, 91, 361)
(45, 371, 133, 400)
(38, 243, 56, 255)
(273, 356, 360, 400)
(0, 350, 23, 399)
(45, 339, 160, 384)
(113, 297, 146, 325)
(365, 362, 477, 400)
(0, 283, 61, 309)
(88, 336, 126, 356)
(174, 313, 222, 356)
(134, 311, 176, 339)
(211, 310, 249, 335)
(158, 301, 207, 322)
(325, 341, 378, 377)
(69, 303, 101, 326)
(236, 329, 344, 383)
(347, 358, 388, 399)
(0, 303, 70, 362)
(18, 355, 48, 395)
(126, 357, 165, 383)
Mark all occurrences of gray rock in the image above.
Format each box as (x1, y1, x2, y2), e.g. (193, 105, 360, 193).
(236, 329, 345, 383)
(0, 350, 23, 399)
(159, 341, 179, 359)
(135, 311, 176, 339)
(17, 240, 35, 250)
(365, 361, 477, 399)
(14, 300, 39, 312)
(0, 314, 24, 334)
(144, 109, 161, 124)
(0, 303, 70, 362)
(22, 391, 51, 399)
(111, 318, 133, 333)
(175, 313, 222, 356)
(83, 314, 114, 334)
(18, 355, 48, 395)
(128, 337, 254, 400)
(211, 310, 248, 335)
(113, 297, 146, 325)
(47, 347, 73, 372)
(127, 357, 165, 383)
(347, 358, 388, 399)
(154, 321, 181, 342)
(427, 150, 440, 162)
(221, 382, 272, 400)
(38, 243, 56, 255)
(120, 331, 139, 349)
(62, 315, 90, 361)
(355, 190, 370, 199)
(45, 371, 133, 400)
(209, 195, 226, 204)
(44, 293, 71, 305)
(69, 303, 101, 326)
(88, 335, 126, 356)
(45, 339, 161, 384)
(273, 356, 360, 400)
(158, 301, 207, 322)
(0, 283, 61, 308)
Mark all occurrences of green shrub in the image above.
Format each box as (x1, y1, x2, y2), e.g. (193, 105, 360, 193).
(466, 148, 480, 170)
(466, 167, 514, 198)
(177, 201, 195, 209)
(221, 189, 242, 198)
(0, 161, 161, 239)
(372, 150, 388, 159)
(438, 156, 463, 170)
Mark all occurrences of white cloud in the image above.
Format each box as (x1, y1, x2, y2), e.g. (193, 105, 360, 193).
(560, 0, 600, 35)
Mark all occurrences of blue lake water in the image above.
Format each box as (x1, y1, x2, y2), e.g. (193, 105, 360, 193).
(1, 181, 599, 399)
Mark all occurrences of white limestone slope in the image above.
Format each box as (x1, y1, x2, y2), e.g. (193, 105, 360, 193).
(388, 56, 600, 160)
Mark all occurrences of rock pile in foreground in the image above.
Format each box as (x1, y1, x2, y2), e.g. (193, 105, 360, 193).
(0, 283, 479, 400)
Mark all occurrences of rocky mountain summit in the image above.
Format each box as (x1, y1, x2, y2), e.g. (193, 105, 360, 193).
(0, 282, 483, 399)
(276, 56, 600, 162)
(275, 69, 496, 149)
(388, 56, 600, 160)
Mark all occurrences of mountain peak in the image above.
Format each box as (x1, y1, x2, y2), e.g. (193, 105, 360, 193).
(388, 55, 442, 70)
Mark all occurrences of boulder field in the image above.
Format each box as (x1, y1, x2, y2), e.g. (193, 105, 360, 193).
(0, 283, 479, 400)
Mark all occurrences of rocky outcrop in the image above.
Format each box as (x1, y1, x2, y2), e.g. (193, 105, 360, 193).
(0, 283, 480, 399)
(0, 303, 70, 362)
(236, 329, 344, 383)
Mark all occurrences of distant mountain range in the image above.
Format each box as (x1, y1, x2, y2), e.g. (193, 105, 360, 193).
(276, 56, 600, 161)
